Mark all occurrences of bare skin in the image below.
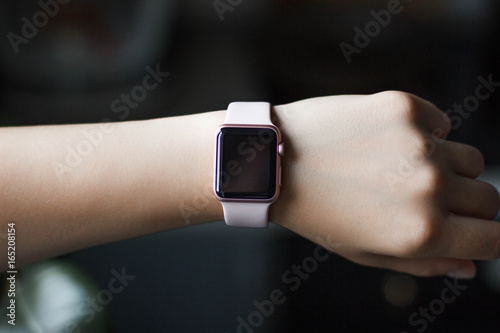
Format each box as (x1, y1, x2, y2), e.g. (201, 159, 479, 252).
(1, 91, 499, 277)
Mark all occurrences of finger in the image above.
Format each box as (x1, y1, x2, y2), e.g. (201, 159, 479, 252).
(437, 215, 500, 260)
(355, 254, 476, 278)
(442, 141, 485, 178)
(446, 175, 500, 219)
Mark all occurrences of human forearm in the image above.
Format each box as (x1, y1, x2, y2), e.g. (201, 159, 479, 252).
(2, 92, 499, 278)
(0, 111, 225, 269)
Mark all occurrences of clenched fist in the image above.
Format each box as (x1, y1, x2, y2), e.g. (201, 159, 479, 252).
(271, 91, 500, 278)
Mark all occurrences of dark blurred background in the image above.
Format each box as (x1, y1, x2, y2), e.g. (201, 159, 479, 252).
(0, 0, 499, 332)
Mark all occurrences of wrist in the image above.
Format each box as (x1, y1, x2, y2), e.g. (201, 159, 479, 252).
(167, 111, 225, 227)
(268, 103, 297, 228)
(213, 102, 287, 228)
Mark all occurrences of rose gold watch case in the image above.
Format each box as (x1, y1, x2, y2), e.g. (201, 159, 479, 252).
(213, 124, 283, 204)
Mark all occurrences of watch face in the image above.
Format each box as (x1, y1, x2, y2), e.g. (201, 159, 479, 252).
(216, 127, 278, 199)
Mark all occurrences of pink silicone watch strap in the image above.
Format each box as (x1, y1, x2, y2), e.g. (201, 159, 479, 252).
(221, 202, 270, 228)
(221, 102, 274, 228)
(224, 102, 273, 125)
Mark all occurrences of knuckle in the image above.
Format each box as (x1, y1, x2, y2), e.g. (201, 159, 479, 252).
(380, 90, 417, 120)
(398, 215, 444, 257)
(411, 136, 436, 162)
(413, 165, 444, 198)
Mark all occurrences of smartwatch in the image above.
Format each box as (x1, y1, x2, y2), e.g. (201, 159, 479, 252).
(214, 102, 284, 228)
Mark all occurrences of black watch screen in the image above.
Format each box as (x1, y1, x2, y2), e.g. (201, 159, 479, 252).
(216, 127, 278, 199)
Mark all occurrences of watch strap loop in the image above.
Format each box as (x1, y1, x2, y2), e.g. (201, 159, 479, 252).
(224, 102, 273, 125)
(221, 202, 270, 228)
